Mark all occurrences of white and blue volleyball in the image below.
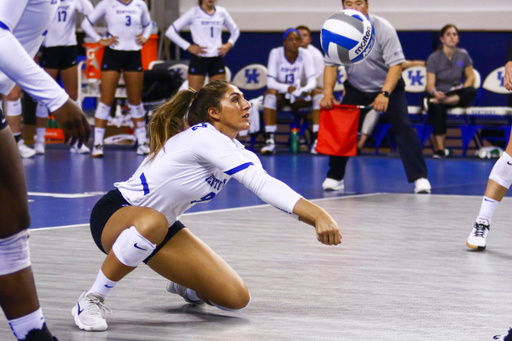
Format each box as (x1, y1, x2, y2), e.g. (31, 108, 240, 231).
(321, 9, 375, 66)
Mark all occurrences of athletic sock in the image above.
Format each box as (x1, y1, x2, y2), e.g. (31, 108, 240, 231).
(35, 128, 46, 143)
(135, 127, 147, 145)
(477, 196, 500, 224)
(8, 308, 45, 341)
(94, 127, 106, 146)
(86, 269, 118, 299)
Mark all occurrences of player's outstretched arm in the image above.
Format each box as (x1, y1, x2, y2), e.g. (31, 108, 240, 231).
(51, 99, 91, 146)
(293, 198, 341, 246)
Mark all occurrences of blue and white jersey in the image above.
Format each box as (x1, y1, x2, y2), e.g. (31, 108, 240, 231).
(116, 123, 302, 226)
(82, 0, 151, 51)
(165, 5, 240, 58)
(43, 0, 94, 47)
(267, 46, 316, 93)
(0, 0, 68, 110)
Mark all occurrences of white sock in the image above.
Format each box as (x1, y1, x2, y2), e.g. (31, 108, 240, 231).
(477, 196, 499, 224)
(94, 127, 106, 146)
(86, 269, 118, 299)
(186, 289, 201, 302)
(135, 127, 147, 145)
(312, 124, 319, 133)
(265, 125, 277, 133)
(36, 128, 46, 143)
(8, 308, 45, 340)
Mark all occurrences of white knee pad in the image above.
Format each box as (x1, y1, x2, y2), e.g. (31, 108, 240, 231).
(0, 230, 31, 276)
(489, 152, 512, 189)
(112, 226, 156, 267)
(129, 103, 145, 119)
(212, 294, 251, 312)
(313, 94, 323, 110)
(5, 99, 22, 116)
(263, 94, 277, 110)
(35, 102, 49, 118)
(95, 102, 111, 120)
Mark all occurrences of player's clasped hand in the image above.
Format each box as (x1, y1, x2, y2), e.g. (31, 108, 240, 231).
(371, 93, 389, 113)
(99, 36, 119, 47)
(188, 44, 207, 56)
(136, 34, 148, 45)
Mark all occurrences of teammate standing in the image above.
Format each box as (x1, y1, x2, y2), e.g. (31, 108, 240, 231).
(81, 0, 152, 157)
(34, 0, 94, 155)
(71, 81, 341, 332)
(320, 0, 431, 193)
(260, 29, 318, 154)
(165, 0, 240, 91)
(466, 59, 512, 251)
(0, 1, 90, 340)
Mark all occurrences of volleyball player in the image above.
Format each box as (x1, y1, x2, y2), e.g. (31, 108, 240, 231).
(0, 1, 90, 340)
(165, 0, 240, 92)
(466, 60, 512, 251)
(295, 25, 334, 154)
(3, 85, 36, 158)
(71, 81, 341, 332)
(320, 0, 431, 193)
(81, 0, 152, 158)
(34, 0, 94, 155)
(261, 29, 318, 154)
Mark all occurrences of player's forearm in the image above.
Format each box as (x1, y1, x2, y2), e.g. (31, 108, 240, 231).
(382, 64, 402, 93)
(323, 65, 338, 96)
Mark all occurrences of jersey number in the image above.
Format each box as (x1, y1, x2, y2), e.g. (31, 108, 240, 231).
(191, 192, 216, 204)
(210, 27, 214, 38)
(125, 16, 131, 26)
(285, 74, 295, 84)
(57, 11, 67, 22)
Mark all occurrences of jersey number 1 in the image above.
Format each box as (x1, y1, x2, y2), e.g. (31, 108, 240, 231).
(57, 11, 67, 22)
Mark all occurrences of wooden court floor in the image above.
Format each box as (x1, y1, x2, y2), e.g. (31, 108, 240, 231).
(1, 193, 511, 340)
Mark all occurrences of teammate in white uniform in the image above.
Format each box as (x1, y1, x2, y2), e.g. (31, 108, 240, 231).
(296, 25, 331, 154)
(165, 0, 240, 91)
(81, 0, 152, 157)
(261, 29, 318, 155)
(0, 1, 90, 340)
(72, 81, 340, 332)
(33, 0, 94, 155)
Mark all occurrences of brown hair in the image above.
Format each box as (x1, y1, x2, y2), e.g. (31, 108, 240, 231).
(147, 80, 231, 161)
(296, 25, 311, 33)
(436, 24, 459, 50)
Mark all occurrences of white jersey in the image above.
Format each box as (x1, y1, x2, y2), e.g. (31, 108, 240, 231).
(267, 46, 317, 93)
(82, 0, 151, 51)
(115, 123, 302, 226)
(307, 44, 325, 79)
(0, 0, 68, 111)
(43, 0, 93, 47)
(165, 5, 239, 58)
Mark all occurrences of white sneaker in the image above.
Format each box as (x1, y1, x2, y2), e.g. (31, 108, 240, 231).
(414, 178, 431, 194)
(322, 178, 345, 191)
(166, 281, 204, 305)
(136, 142, 150, 156)
(92, 144, 103, 158)
(18, 139, 36, 158)
(71, 143, 90, 154)
(310, 139, 318, 154)
(466, 218, 490, 250)
(261, 139, 276, 155)
(71, 292, 111, 331)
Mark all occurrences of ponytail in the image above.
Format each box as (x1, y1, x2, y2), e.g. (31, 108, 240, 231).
(147, 89, 196, 161)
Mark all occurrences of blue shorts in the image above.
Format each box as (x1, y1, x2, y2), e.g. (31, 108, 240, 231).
(101, 47, 142, 72)
(188, 55, 225, 77)
(40, 46, 78, 70)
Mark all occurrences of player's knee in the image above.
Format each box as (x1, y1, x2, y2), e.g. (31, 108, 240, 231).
(263, 93, 277, 110)
(132, 211, 169, 244)
(489, 152, 512, 189)
(214, 284, 251, 311)
(0, 230, 31, 276)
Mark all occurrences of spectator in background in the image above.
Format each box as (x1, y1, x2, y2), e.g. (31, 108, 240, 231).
(426, 24, 476, 158)
(165, 0, 239, 92)
(81, 0, 152, 158)
(320, 0, 430, 194)
(260, 29, 318, 155)
(34, 0, 94, 155)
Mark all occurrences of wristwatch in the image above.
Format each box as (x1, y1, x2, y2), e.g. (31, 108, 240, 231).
(380, 91, 390, 98)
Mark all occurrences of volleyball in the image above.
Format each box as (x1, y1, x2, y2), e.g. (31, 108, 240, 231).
(321, 9, 375, 66)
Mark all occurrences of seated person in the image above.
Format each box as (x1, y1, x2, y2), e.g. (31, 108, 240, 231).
(296, 25, 329, 153)
(261, 28, 318, 154)
(426, 24, 477, 158)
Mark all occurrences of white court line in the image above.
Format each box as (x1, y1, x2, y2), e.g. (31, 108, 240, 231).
(30, 192, 384, 231)
(28, 191, 106, 199)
